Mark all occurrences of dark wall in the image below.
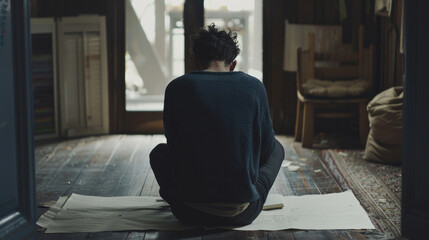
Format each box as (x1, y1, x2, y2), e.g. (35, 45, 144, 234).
(402, 0, 429, 237)
(376, 0, 404, 90)
(263, 0, 288, 133)
(0, 0, 36, 239)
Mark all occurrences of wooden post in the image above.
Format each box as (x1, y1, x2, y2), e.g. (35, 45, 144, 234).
(358, 25, 364, 78)
(302, 102, 314, 148)
(106, 0, 125, 133)
(263, 0, 288, 133)
(308, 33, 315, 79)
(294, 99, 303, 141)
(184, 0, 204, 73)
(358, 101, 369, 146)
(369, 44, 375, 95)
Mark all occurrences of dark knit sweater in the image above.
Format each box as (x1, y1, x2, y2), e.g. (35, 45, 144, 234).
(164, 71, 275, 203)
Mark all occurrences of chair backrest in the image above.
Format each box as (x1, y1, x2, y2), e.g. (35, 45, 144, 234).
(297, 25, 375, 97)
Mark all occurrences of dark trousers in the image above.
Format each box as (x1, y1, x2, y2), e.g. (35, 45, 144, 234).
(149, 139, 284, 227)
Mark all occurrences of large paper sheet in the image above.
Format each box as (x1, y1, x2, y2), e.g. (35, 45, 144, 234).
(235, 190, 375, 231)
(38, 195, 195, 233)
(37, 191, 374, 233)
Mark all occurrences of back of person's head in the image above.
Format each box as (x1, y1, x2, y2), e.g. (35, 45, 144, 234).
(191, 23, 240, 70)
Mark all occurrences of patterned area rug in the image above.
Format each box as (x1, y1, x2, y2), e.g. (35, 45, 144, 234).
(320, 149, 402, 239)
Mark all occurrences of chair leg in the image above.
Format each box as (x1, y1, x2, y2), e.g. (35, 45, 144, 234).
(294, 100, 303, 141)
(302, 102, 314, 148)
(359, 102, 369, 146)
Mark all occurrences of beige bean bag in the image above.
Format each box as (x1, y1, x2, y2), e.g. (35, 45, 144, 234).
(364, 87, 403, 164)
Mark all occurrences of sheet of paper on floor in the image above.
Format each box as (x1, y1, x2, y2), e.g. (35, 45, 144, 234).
(37, 191, 374, 233)
(38, 195, 194, 233)
(234, 190, 375, 231)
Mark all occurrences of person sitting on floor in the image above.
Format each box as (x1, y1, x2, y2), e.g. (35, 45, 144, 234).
(149, 23, 284, 227)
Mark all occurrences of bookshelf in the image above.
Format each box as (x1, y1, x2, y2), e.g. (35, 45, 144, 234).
(30, 16, 109, 139)
(31, 18, 58, 139)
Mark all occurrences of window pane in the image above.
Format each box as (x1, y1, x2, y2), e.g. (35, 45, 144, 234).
(125, 0, 184, 111)
(204, 0, 263, 81)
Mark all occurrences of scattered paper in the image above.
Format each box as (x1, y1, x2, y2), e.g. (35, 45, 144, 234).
(284, 191, 374, 230)
(339, 152, 349, 157)
(281, 160, 292, 167)
(37, 191, 374, 233)
(314, 169, 322, 173)
(39, 201, 57, 208)
(288, 165, 301, 172)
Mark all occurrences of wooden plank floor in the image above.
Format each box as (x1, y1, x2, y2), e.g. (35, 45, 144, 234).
(35, 135, 369, 240)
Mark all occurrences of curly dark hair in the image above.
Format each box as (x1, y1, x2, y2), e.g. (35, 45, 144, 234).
(190, 23, 240, 70)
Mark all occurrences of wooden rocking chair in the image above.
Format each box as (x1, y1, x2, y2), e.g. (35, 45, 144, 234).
(295, 26, 375, 148)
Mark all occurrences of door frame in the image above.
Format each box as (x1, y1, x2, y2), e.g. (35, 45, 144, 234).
(107, 0, 165, 133)
(401, 0, 429, 238)
(0, 0, 36, 239)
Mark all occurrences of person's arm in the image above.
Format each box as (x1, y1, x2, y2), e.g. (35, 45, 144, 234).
(257, 82, 276, 166)
(163, 81, 179, 145)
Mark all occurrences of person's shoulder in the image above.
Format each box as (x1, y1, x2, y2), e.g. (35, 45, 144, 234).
(234, 72, 262, 85)
(166, 73, 194, 89)
(237, 73, 267, 100)
(235, 71, 258, 81)
(236, 72, 265, 90)
(168, 74, 190, 84)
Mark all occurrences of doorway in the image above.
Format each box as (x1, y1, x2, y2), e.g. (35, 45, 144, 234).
(121, 0, 263, 133)
(125, 0, 184, 112)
